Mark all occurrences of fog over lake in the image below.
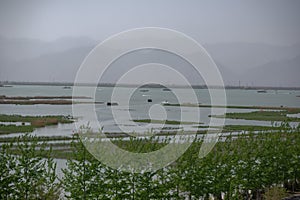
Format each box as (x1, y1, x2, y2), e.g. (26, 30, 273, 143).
(0, 0, 300, 87)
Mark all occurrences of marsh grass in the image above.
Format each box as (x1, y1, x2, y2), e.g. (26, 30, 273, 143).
(133, 119, 202, 125)
(264, 186, 287, 200)
(210, 110, 300, 122)
(0, 114, 73, 134)
(0, 124, 34, 134)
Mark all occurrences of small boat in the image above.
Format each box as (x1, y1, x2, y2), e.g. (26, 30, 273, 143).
(107, 102, 118, 106)
(63, 86, 71, 89)
(147, 99, 152, 102)
(257, 90, 267, 93)
(140, 89, 149, 92)
(161, 100, 169, 105)
(162, 88, 171, 91)
(0, 85, 12, 87)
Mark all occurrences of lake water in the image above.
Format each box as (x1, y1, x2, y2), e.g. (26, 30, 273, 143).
(0, 85, 300, 138)
(1, 85, 299, 180)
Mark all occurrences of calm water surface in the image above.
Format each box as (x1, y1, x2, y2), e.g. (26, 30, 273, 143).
(0, 85, 299, 137)
(1, 85, 299, 178)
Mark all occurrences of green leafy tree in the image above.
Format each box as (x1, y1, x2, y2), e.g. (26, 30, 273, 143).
(0, 142, 17, 199)
(63, 135, 109, 199)
(0, 134, 59, 199)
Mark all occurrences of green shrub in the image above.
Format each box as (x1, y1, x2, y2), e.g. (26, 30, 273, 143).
(263, 186, 287, 200)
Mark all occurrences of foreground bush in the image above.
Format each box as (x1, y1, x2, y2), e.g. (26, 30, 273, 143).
(62, 124, 300, 199)
(264, 186, 287, 200)
(1, 124, 300, 199)
(0, 134, 60, 199)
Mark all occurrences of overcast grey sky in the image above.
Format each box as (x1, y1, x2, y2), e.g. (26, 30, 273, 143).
(0, 0, 300, 86)
(1, 0, 300, 45)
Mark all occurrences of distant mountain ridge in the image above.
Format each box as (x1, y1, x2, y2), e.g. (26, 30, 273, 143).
(204, 42, 300, 73)
(241, 54, 300, 87)
(0, 36, 299, 87)
(0, 36, 95, 61)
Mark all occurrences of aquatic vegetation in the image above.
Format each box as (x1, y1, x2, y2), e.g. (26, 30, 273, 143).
(194, 124, 284, 132)
(0, 95, 94, 105)
(210, 110, 300, 122)
(0, 114, 74, 134)
(0, 124, 34, 134)
(164, 103, 300, 113)
(133, 119, 202, 125)
(0, 114, 73, 123)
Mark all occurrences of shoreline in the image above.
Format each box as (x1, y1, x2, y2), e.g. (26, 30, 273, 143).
(1, 81, 300, 90)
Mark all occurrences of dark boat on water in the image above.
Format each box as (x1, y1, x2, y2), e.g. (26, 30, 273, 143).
(107, 102, 118, 106)
(0, 85, 13, 87)
(257, 90, 267, 93)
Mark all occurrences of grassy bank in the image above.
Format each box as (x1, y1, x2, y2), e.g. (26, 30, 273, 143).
(0, 135, 72, 143)
(0, 114, 73, 134)
(0, 114, 72, 123)
(0, 124, 34, 134)
(8, 145, 74, 159)
(0, 99, 104, 105)
(133, 119, 202, 125)
(194, 124, 284, 131)
(0, 95, 102, 105)
(0, 95, 91, 100)
(222, 124, 283, 131)
(164, 103, 300, 113)
(0, 99, 74, 105)
(209, 110, 300, 122)
(0, 95, 93, 105)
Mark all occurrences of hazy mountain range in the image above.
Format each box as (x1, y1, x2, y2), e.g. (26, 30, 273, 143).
(0, 36, 299, 87)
